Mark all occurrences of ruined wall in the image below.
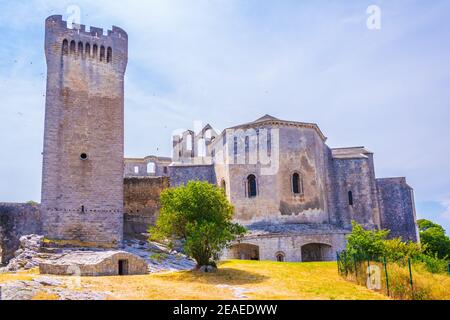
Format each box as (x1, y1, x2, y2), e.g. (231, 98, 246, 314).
(123, 177, 169, 239)
(124, 156, 171, 178)
(0, 204, 42, 265)
(377, 178, 419, 242)
(168, 165, 216, 187)
(41, 15, 127, 246)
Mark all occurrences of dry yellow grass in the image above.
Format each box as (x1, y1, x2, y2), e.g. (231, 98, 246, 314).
(0, 268, 38, 284)
(410, 265, 450, 300)
(77, 260, 387, 300)
(31, 292, 59, 300)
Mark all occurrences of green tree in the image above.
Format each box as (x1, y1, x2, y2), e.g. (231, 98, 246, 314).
(417, 219, 450, 259)
(149, 181, 246, 268)
(383, 237, 424, 261)
(346, 221, 390, 258)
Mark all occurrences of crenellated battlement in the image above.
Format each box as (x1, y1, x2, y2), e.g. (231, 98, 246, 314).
(45, 15, 128, 69)
(45, 15, 128, 41)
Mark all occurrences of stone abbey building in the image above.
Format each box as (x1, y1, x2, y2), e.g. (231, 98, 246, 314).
(125, 115, 419, 262)
(0, 15, 419, 265)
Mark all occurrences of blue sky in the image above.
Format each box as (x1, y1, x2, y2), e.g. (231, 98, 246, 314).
(0, 0, 449, 234)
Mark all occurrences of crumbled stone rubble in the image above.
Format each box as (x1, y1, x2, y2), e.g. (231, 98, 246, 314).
(0, 235, 195, 274)
(123, 239, 196, 273)
(0, 235, 196, 300)
(0, 277, 111, 300)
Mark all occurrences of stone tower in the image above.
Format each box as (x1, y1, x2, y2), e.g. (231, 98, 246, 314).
(41, 15, 128, 246)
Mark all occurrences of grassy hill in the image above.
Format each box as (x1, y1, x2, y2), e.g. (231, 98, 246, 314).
(1, 260, 388, 300)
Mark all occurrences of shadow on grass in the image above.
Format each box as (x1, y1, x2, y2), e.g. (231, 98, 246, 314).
(155, 267, 269, 286)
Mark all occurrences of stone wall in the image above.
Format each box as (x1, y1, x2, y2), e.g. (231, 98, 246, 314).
(0, 203, 42, 264)
(377, 178, 419, 242)
(331, 150, 381, 230)
(124, 156, 172, 178)
(123, 177, 170, 239)
(169, 164, 216, 187)
(39, 251, 148, 276)
(41, 15, 127, 246)
(222, 232, 347, 262)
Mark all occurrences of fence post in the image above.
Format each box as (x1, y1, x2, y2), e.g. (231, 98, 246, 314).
(343, 252, 348, 277)
(353, 254, 358, 281)
(383, 256, 390, 297)
(336, 252, 341, 275)
(408, 258, 414, 299)
(367, 256, 371, 288)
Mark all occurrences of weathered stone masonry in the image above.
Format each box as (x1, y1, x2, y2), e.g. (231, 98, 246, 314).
(0, 203, 42, 265)
(123, 177, 169, 240)
(40, 15, 128, 246)
(126, 115, 419, 262)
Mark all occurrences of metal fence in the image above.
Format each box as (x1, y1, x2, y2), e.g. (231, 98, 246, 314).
(337, 251, 420, 300)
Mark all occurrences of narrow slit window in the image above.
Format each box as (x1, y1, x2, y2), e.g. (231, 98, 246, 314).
(292, 173, 300, 195)
(107, 47, 112, 63)
(100, 46, 105, 61)
(70, 40, 76, 54)
(85, 43, 91, 57)
(78, 42, 83, 56)
(348, 191, 354, 206)
(62, 39, 69, 55)
(247, 174, 257, 198)
(93, 44, 98, 59)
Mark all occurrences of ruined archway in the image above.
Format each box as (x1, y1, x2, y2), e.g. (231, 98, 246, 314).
(229, 243, 260, 261)
(301, 243, 333, 262)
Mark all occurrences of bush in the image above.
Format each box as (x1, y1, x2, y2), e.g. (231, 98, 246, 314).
(346, 221, 389, 258)
(149, 181, 246, 268)
(383, 238, 424, 261)
(413, 253, 448, 274)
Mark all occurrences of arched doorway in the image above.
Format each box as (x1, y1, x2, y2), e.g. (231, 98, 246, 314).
(229, 243, 260, 261)
(275, 252, 285, 262)
(301, 243, 333, 262)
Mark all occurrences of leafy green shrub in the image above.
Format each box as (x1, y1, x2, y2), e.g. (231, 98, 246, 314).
(383, 238, 424, 261)
(346, 221, 389, 258)
(413, 253, 448, 274)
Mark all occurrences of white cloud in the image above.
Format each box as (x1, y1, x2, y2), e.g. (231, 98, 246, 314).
(0, 0, 450, 226)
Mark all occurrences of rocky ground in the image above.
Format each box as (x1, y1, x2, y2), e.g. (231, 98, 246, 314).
(0, 235, 196, 300)
(0, 276, 111, 300)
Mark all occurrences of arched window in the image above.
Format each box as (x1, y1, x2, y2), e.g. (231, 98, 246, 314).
(100, 46, 105, 61)
(85, 43, 91, 57)
(70, 40, 76, 54)
(107, 47, 112, 63)
(78, 42, 83, 56)
(93, 44, 98, 59)
(247, 174, 257, 198)
(276, 252, 285, 262)
(62, 39, 69, 55)
(292, 173, 304, 196)
(147, 162, 156, 174)
(348, 191, 354, 206)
